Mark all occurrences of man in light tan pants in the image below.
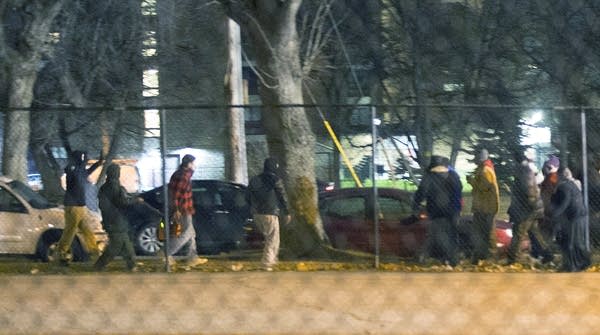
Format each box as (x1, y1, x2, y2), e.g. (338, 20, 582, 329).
(248, 158, 290, 271)
(253, 214, 281, 268)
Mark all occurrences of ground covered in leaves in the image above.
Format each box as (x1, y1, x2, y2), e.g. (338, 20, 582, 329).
(1, 251, 600, 275)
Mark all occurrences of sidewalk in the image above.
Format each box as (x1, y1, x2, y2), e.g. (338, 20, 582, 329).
(1, 272, 599, 334)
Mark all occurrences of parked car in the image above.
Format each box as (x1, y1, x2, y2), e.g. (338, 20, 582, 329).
(0, 176, 107, 261)
(127, 180, 255, 255)
(317, 179, 335, 192)
(318, 187, 515, 258)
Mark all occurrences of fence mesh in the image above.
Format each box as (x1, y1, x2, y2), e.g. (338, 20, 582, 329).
(0, 104, 599, 333)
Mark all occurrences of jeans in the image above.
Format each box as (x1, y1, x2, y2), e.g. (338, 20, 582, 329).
(166, 214, 197, 261)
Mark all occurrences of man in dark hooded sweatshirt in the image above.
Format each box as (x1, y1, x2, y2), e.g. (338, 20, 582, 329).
(58, 150, 103, 265)
(248, 157, 290, 271)
(550, 168, 591, 272)
(413, 155, 462, 266)
(94, 164, 137, 271)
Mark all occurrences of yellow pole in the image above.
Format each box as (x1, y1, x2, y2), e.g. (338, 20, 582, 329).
(323, 120, 363, 187)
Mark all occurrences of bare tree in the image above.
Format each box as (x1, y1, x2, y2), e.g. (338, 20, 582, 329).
(222, 0, 329, 256)
(0, 1, 66, 182)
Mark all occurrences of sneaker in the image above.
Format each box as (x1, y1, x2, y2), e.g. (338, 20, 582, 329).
(129, 266, 139, 273)
(541, 254, 555, 265)
(186, 257, 208, 267)
(162, 256, 176, 264)
(88, 250, 101, 263)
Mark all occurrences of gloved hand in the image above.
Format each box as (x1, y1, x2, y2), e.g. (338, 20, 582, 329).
(280, 214, 291, 226)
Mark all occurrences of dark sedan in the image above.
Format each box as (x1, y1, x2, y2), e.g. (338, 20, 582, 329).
(319, 187, 514, 258)
(126, 180, 254, 255)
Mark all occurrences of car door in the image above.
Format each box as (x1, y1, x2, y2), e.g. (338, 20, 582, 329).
(212, 183, 248, 247)
(377, 195, 427, 257)
(321, 195, 369, 252)
(0, 185, 33, 254)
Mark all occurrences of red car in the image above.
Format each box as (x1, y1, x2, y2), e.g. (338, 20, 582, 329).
(319, 188, 515, 257)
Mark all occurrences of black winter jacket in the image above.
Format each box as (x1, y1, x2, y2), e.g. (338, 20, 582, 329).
(248, 172, 288, 216)
(413, 165, 462, 219)
(64, 159, 101, 206)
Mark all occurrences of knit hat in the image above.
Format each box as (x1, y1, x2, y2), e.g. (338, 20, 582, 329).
(181, 154, 196, 167)
(429, 155, 448, 169)
(476, 149, 489, 163)
(544, 155, 560, 173)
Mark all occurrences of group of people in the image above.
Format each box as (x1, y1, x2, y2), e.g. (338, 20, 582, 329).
(57, 150, 289, 272)
(413, 149, 592, 272)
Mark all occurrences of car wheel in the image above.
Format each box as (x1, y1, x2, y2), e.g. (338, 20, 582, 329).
(37, 230, 62, 262)
(135, 223, 163, 255)
(37, 230, 86, 262)
(70, 238, 88, 262)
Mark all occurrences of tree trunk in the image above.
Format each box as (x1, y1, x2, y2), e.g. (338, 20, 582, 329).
(3, 65, 35, 182)
(30, 111, 64, 203)
(1, 1, 65, 182)
(240, 0, 328, 257)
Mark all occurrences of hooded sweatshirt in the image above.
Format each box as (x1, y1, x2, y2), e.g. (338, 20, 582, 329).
(64, 151, 102, 206)
(98, 164, 133, 233)
(248, 160, 288, 216)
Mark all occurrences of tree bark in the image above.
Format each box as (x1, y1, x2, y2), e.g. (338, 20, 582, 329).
(3, 64, 35, 182)
(1, 1, 65, 182)
(30, 111, 64, 203)
(224, 0, 328, 257)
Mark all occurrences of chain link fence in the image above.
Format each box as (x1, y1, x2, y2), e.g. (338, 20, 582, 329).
(2, 104, 600, 333)
(1, 104, 600, 267)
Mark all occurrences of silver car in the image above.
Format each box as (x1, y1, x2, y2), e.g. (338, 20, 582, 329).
(0, 176, 107, 261)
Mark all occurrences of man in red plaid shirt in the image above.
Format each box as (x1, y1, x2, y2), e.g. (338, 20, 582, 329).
(165, 154, 208, 268)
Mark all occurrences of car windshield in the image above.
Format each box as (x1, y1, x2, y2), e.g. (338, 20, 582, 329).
(8, 180, 54, 209)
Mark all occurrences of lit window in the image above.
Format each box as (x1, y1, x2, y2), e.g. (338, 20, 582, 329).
(141, 0, 156, 16)
(144, 109, 160, 137)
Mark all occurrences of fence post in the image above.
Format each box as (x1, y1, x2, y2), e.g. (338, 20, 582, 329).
(371, 105, 380, 269)
(581, 106, 590, 251)
(160, 108, 171, 272)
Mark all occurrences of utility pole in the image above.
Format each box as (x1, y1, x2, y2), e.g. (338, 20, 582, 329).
(225, 18, 248, 184)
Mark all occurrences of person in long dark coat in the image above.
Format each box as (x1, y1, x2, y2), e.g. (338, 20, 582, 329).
(550, 168, 591, 272)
